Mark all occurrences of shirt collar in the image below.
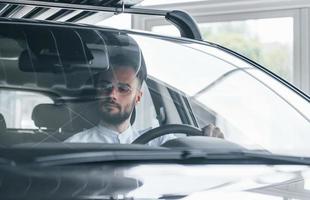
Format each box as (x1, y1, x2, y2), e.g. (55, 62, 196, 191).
(97, 121, 133, 136)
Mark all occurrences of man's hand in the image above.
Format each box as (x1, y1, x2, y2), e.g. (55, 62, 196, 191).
(202, 124, 224, 139)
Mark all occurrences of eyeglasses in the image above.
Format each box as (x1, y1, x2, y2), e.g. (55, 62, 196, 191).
(96, 82, 132, 95)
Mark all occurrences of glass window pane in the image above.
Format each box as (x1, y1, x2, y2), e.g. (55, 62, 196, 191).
(200, 17, 294, 83)
(0, 90, 52, 129)
(151, 17, 294, 84)
(132, 34, 310, 156)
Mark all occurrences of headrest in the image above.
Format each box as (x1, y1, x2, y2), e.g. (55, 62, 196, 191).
(0, 114, 6, 133)
(32, 104, 73, 131)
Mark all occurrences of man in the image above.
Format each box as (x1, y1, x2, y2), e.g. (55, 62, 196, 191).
(65, 54, 176, 145)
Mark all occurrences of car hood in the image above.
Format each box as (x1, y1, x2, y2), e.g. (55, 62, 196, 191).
(1, 163, 310, 200)
(2, 141, 310, 199)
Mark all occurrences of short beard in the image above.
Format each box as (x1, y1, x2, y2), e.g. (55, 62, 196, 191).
(100, 109, 131, 125)
(100, 100, 135, 125)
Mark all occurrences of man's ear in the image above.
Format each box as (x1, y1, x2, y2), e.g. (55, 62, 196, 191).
(135, 91, 143, 104)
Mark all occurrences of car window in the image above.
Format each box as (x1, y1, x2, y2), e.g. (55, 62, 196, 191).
(1, 3, 310, 200)
(0, 23, 163, 144)
(133, 82, 160, 131)
(194, 68, 310, 154)
(0, 90, 52, 129)
(0, 21, 309, 156)
(132, 34, 310, 156)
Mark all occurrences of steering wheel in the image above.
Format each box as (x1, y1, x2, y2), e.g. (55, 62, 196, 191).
(132, 124, 203, 144)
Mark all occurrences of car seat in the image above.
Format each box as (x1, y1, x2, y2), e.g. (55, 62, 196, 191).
(31, 103, 77, 141)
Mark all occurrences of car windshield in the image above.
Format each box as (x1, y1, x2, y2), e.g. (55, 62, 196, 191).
(0, 22, 309, 158)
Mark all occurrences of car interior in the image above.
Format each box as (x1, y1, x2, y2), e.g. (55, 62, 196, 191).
(0, 78, 195, 145)
(0, 22, 204, 146)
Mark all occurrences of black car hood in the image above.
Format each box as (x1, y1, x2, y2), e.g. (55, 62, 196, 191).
(0, 141, 309, 200)
(0, 162, 309, 200)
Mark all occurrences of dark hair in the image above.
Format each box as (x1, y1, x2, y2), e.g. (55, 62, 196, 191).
(94, 54, 147, 88)
(110, 54, 147, 85)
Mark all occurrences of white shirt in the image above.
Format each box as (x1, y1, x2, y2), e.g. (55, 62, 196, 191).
(65, 123, 176, 146)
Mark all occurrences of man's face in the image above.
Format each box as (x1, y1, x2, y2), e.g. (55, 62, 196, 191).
(96, 66, 142, 125)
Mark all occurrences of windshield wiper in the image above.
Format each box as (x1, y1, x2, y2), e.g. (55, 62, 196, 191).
(33, 149, 310, 167)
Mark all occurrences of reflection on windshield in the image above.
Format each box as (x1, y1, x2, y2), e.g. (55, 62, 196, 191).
(0, 22, 309, 158)
(192, 68, 252, 98)
(133, 35, 310, 156)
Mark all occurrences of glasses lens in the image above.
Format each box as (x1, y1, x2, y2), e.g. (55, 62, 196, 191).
(117, 83, 131, 94)
(97, 82, 131, 95)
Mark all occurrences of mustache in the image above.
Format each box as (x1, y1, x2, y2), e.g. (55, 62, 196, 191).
(100, 99, 121, 108)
